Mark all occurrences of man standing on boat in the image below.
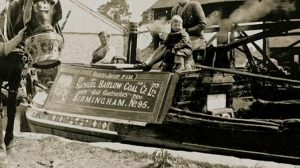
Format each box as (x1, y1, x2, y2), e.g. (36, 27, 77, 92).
(171, 0, 206, 55)
(136, 0, 207, 71)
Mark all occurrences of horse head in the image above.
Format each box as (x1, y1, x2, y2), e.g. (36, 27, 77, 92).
(6, 0, 62, 38)
(5, 0, 63, 69)
(25, 0, 62, 35)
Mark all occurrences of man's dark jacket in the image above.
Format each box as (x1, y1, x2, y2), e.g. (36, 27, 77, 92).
(171, 1, 206, 38)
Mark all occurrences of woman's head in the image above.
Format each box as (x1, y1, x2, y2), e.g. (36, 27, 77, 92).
(148, 19, 170, 42)
(98, 31, 111, 45)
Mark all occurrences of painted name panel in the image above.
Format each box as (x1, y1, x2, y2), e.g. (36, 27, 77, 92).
(67, 75, 161, 112)
(45, 64, 179, 123)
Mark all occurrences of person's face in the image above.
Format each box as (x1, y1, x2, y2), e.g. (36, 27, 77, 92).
(178, 0, 189, 6)
(172, 21, 182, 32)
(99, 35, 109, 45)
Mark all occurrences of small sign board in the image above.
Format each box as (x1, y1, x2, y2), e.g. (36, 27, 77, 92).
(45, 64, 179, 124)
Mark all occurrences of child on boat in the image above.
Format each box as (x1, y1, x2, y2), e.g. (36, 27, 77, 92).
(163, 15, 194, 71)
(137, 15, 195, 72)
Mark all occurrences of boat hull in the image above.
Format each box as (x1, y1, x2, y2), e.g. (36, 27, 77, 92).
(23, 64, 300, 164)
(25, 106, 300, 164)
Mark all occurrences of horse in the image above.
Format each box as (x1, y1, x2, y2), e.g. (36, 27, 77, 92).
(0, 0, 62, 149)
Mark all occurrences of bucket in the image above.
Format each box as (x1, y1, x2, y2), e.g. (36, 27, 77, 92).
(25, 32, 64, 69)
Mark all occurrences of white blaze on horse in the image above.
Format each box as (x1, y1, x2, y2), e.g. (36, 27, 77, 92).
(0, 0, 63, 149)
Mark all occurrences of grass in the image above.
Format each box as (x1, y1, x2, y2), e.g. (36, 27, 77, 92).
(140, 149, 262, 168)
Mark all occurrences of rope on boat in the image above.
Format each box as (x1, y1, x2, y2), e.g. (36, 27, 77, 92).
(191, 65, 300, 85)
(169, 107, 281, 127)
(110, 30, 150, 37)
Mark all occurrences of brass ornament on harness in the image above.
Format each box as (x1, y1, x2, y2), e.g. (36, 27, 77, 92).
(23, 0, 63, 69)
(24, 32, 63, 69)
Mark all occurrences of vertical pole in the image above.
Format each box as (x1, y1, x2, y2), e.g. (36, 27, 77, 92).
(262, 20, 268, 65)
(216, 29, 230, 68)
(127, 22, 138, 64)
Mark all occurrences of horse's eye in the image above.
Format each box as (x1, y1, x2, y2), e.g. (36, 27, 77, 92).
(48, 0, 55, 6)
(49, 0, 58, 6)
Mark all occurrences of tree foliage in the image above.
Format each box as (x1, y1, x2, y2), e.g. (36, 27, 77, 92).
(97, 0, 130, 24)
(140, 9, 154, 25)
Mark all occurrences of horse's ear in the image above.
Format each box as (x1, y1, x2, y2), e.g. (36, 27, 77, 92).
(53, 1, 62, 24)
(23, 0, 33, 26)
